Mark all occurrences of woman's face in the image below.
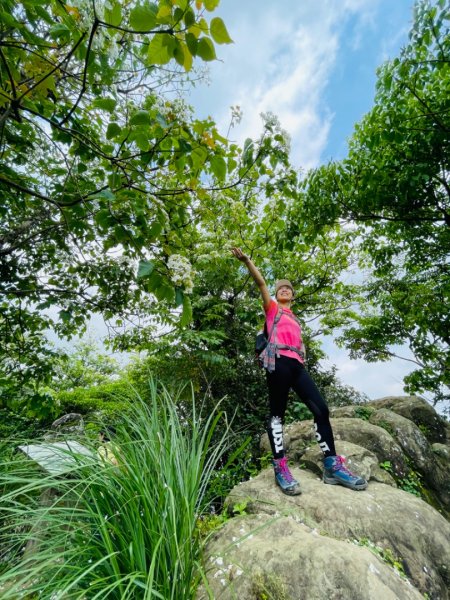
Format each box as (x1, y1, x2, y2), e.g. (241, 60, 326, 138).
(276, 285, 293, 302)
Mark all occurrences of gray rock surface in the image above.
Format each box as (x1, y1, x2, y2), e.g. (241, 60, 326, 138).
(203, 397, 450, 600)
(299, 441, 396, 486)
(202, 470, 450, 599)
(369, 408, 450, 506)
(262, 418, 409, 478)
(50, 413, 84, 435)
(199, 513, 425, 600)
(261, 399, 450, 514)
(367, 396, 449, 444)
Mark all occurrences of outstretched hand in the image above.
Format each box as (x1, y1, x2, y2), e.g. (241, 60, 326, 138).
(231, 247, 249, 262)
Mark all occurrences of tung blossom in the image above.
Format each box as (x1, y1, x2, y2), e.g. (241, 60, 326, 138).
(167, 254, 194, 294)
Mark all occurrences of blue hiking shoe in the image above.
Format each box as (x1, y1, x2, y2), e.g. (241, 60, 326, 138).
(323, 455, 368, 491)
(273, 457, 301, 496)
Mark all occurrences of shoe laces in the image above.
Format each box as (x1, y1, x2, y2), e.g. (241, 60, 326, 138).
(276, 457, 294, 483)
(334, 455, 353, 475)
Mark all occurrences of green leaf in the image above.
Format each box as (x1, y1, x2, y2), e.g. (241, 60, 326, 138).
(156, 5, 173, 23)
(0, 11, 19, 28)
(204, 0, 220, 11)
(173, 41, 185, 66)
(184, 7, 196, 27)
(175, 287, 184, 307)
(93, 98, 117, 113)
(209, 155, 226, 181)
(130, 3, 158, 30)
(49, 23, 71, 41)
(134, 133, 150, 151)
(108, 172, 122, 188)
(148, 219, 164, 241)
(137, 260, 156, 279)
(243, 137, 253, 166)
(155, 283, 175, 303)
(104, 2, 122, 26)
(156, 113, 168, 128)
(196, 37, 217, 61)
(130, 110, 152, 126)
(185, 33, 198, 56)
(182, 45, 193, 71)
(180, 295, 192, 327)
(34, 5, 54, 25)
(95, 208, 113, 229)
(147, 34, 171, 65)
(106, 122, 122, 139)
(191, 146, 208, 170)
(94, 189, 116, 201)
(174, 7, 184, 23)
(59, 310, 72, 323)
(210, 17, 233, 44)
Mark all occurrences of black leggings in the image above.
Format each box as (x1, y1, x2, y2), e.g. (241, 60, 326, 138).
(266, 355, 336, 459)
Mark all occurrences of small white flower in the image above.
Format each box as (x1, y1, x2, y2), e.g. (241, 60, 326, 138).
(230, 105, 243, 128)
(167, 254, 194, 293)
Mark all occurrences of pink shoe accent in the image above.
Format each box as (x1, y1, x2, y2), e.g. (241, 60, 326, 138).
(275, 457, 295, 483)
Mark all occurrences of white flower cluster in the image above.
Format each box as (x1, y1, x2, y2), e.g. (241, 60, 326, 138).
(114, 255, 134, 268)
(230, 105, 243, 128)
(67, 0, 120, 63)
(153, 97, 192, 122)
(260, 111, 291, 153)
(167, 254, 194, 294)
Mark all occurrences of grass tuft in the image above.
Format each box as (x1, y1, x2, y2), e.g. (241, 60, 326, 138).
(0, 381, 232, 599)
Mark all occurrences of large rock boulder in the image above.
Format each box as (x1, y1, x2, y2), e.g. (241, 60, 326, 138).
(201, 396, 450, 600)
(200, 470, 450, 600)
(366, 396, 449, 444)
(368, 408, 450, 506)
(199, 513, 425, 600)
(262, 418, 409, 478)
(261, 396, 450, 515)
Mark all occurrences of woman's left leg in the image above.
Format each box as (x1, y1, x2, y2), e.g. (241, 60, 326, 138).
(291, 362, 368, 491)
(290, 362, 336, 457)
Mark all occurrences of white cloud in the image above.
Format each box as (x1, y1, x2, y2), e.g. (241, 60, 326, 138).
(190, 0, 380, 169)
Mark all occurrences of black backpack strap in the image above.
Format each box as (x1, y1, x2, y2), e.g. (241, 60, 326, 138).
(265, 307, 283, 343)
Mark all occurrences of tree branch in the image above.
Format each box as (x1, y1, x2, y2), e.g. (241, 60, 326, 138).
(16, 32, 87, 103)
(59, 20, 99, 126)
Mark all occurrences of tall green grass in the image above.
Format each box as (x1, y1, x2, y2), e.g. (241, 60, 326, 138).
(0, 382, 232, 599)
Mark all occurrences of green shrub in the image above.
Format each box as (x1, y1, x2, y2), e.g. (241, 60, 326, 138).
(56, 380, 135, 418)
(285, 399, 313, 423)
(354, 406, 375, 421)
(379, 460, 423, 498)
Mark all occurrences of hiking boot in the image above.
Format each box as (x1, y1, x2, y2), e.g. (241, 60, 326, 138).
(323, 455, 368, 491)
(273, 457, 301, 496)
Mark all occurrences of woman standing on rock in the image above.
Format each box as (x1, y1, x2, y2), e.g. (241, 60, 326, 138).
(231, 247, 368, 496)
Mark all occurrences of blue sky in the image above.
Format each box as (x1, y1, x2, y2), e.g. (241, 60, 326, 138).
(188, 0, 414, 168)
(186, 0, 427, 402)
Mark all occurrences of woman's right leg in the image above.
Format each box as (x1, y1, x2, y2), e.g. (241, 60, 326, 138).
(266, 357, 301, 496)
(266, 356, 292, 459)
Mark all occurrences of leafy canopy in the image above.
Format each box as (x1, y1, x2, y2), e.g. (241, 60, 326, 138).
(300, 0, 450, 404)
(0, 0, 236, 404)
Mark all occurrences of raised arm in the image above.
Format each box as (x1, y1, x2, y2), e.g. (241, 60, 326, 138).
(231, 247, 271, 310)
